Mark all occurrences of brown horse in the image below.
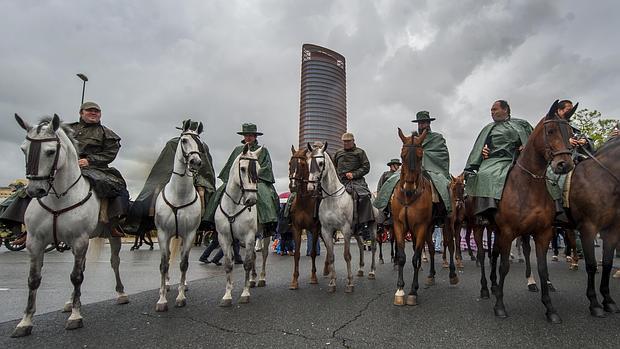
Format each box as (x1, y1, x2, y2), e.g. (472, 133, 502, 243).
(287, 146, 323, 290)
(490, 100, 577, 323)
(392, 128, 436, 306)
(568, 135, 620, 316)
(444, 173, 466, 269)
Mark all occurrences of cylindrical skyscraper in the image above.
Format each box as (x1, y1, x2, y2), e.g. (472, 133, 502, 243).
(299, 44, 347, 150)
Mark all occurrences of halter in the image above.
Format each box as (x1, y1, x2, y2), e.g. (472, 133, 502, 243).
(308, 153, 346, 198)
(288, 155, 309, 192)
(517, 118, 573, 180)
(172, 132, 203, 177)
(397, 141, 425, 207)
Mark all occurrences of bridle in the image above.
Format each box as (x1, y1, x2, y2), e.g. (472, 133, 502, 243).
(398, 143, 424, 204)
(219, 154, 259, 232)
(172, 132, 203, 177)
(308, 153, 346, 198)
(288, 155, 309, 193)
(517, 118, 573, 180)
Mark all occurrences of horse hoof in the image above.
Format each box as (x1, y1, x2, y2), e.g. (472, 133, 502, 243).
(249, 280, 257, 288)
(604, 303, 620, 313)
(394, 295, 405, 306)
(546, 312, 562, 324)
(327, 285, 336, 293)
(219, 299, 233, 307)
(379, 259, 384, 264)
(590, 306, 606, 318)
(155, 303, 168, 312)
(368, 272, 376, 280)
(239, 296, 250, 304)
(442, 261, 449, 269)
(117, 295, 130, 305)
(494, 307, 508, 318)
(425, 277, 435, 286)
(406, 295, 417, 306)
(480, 289, 490, 299)
(289, 282, 299, 290)
(11, 325, 33, 338)
(309, 277, 318, 285)
(175, 299, 186, 308)
(450, 276, 459, 285)
(528, 284, 539, 292)
(65, 318, 84, 330)
(257, 280, 266, 287)
(344, 285, 354, 293)
(63, 302, 72, 312)
(357, 270, 364, 277)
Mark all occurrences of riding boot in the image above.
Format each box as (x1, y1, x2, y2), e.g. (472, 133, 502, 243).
(109, 216, 125, 238)
(197, 187, 206, 215)
(99, 199, 110, 224)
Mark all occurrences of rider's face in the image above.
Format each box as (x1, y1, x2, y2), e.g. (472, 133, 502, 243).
(557, 103, 573, 119)
(491, 102, 508, 121)
(243, 134, 257, 144)
(343, 140, 354, 150)
(80, 108, 101, 124)
(417, 121, 430, 133)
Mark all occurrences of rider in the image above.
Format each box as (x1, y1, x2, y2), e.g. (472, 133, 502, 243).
(204, 123, 280, 237)
(333, 132, 374, 240)
(377, 158, 400, 193)
(68, 101, 130, 237)
(129, 119, 216, 236)
(464, 100, 533, 226)
(0, 102, 129, 238)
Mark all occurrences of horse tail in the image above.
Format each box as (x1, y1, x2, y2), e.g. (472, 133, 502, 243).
(86, 237, 105, 263)
(169, 236, 181, 262)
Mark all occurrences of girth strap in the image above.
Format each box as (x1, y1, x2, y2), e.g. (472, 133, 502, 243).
(36, 182, 93, 252)
(162, 188, 199, 239)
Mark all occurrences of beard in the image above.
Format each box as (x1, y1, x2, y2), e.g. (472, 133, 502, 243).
(492, 114, 510, 122)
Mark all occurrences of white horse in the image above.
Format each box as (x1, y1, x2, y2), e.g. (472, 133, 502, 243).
(306, 143, 378, 293)
(12, 114, 127, 338)
(154, 121, 204, 311)
(214, 144, 269, 306)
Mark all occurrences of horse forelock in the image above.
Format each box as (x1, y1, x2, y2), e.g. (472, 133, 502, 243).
(32, 116, 78, 150)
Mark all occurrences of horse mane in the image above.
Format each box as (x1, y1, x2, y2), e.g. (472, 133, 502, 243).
(36, 116, 79, 150)
(594, 135, 620, 155)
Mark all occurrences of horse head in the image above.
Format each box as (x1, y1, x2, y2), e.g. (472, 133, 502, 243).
(235, 143, 262, 206)
(288, 145, 309, 193)
(15, 113, 76, 198)
(537, 100, 578, 174)
(449, 172, 465, 205)
(398, 127, 427, 197)
(306, 141, 328, 193)
(178, 120, 204, 173)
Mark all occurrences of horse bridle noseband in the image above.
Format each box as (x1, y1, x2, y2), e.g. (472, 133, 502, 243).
(172, 133, 203, 177)
(517, 118, 573, 180)
(398, 143, 424, 204)
(308, 153, 346, 198)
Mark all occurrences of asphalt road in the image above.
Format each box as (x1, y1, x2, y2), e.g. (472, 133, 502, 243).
(1, 240, 619, 348)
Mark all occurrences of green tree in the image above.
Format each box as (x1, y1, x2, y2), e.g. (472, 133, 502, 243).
(570, 108, 618, 149)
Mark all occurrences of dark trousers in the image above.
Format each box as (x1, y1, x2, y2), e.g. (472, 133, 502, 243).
(200, 234, 220, 260)
(552, 228, 567, 256)
(212, 239, 242, 263)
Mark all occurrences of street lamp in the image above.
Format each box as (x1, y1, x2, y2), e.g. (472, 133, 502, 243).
(76, 73, 88, 106)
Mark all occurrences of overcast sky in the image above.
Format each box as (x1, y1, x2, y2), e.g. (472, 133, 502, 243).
(1, 0, 619, 197)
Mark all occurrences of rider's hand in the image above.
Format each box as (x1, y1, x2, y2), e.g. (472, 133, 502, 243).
(345, 172, 354, 180)
(482, 144, 490, 159)
(78, 159, 89, 167)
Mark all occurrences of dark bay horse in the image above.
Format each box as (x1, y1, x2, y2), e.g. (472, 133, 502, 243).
(568, 136, 620, 316)
(444, 173, 465, 269)
(392, 128, 438, 306)
(490, 100, 577, 323)
(288, 146, 323, 290)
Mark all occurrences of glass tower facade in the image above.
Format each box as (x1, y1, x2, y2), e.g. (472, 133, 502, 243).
(299, 44, 347, 150)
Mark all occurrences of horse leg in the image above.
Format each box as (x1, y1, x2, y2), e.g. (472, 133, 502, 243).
(145, 231, 154, 250)
(577, 224, 603, 317)
(239, 235, 255, 304)
(600, 233, 619, 313)
(309, 228, 320, 284)
(490, 237, 500, 295)
(521, 235, 538, 292)
(492, 235, 511, 318)
(378, 237, 384, 264)
(355, 235, 365, 277)
(108, 236, 129, 304)
(322, 228, 336, 293)
(175, 233, 195, 307)
(368, 224, 377, 280)
(408, 225, 427, 305)
(11, 241, 46, 337)
(219, 235, 235, 307)
(65, 238, 89, 331)
(473, 225, 489, 299)
(156, 234, 171, 312)
(466, 226, 476, 261)
(446, 221, 459, 285)
(289, 226, 302, 290)
(344, 228, 355, 293)
(425, 227, 436, 286)
(257, 236, 268, 287)
(441, 227, 449, 269)
(393, 220, 407, 306)
(533, 230, 561, 323)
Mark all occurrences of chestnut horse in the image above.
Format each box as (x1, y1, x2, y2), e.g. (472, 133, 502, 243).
(490, 100, 577, 323)
(568, 135, 620, 316)
(393, 128, 449, 306)
(444, 173, 465, 269)
(287, 146, 323, 290)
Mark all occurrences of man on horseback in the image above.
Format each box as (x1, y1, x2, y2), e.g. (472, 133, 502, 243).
(129, 119, 216, 242)
(333, 132, 374, 240)
(205, 123, 279, 236)
(68, 101, 130, 237)
(377, 158, 400, 192)
(464, 100, 533, 225)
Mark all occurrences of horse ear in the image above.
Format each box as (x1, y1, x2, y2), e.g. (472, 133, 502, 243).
(323, 141, 328, 152)
(546, 100, 560, 120)
(182, 119, 190, 131)
(566, 102, 579, 121)
(451, 174, 456, 181)
(307, 142, 312, 152)
(197, 122, 204, 134)
(291, 145, 296, 155)
(15, 113, 31, 131)
(52, 114, 61, 132)
(398, 127, 407, 143)
(254, 146, 263, 157)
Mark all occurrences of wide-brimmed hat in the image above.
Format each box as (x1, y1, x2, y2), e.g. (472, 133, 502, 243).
(80, 101, 101, 111)
(411, 110, 436, 123)
(237, 123, 263, 136)
(387, 158, 401, 166)
(175, 119, 203, 132)
(341, 132, 354, 141)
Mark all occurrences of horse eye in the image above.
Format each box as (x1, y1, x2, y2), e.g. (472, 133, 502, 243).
(45, 149, 56, 156)
(181, 138, 188, 143)
(240, 167, 246, 172)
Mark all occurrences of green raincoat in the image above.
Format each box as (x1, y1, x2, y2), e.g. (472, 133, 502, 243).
(205, 140, 279, 225)
(464, 118, 533, 200)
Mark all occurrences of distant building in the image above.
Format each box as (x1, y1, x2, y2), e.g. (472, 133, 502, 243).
(298, 44, 347, 151)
